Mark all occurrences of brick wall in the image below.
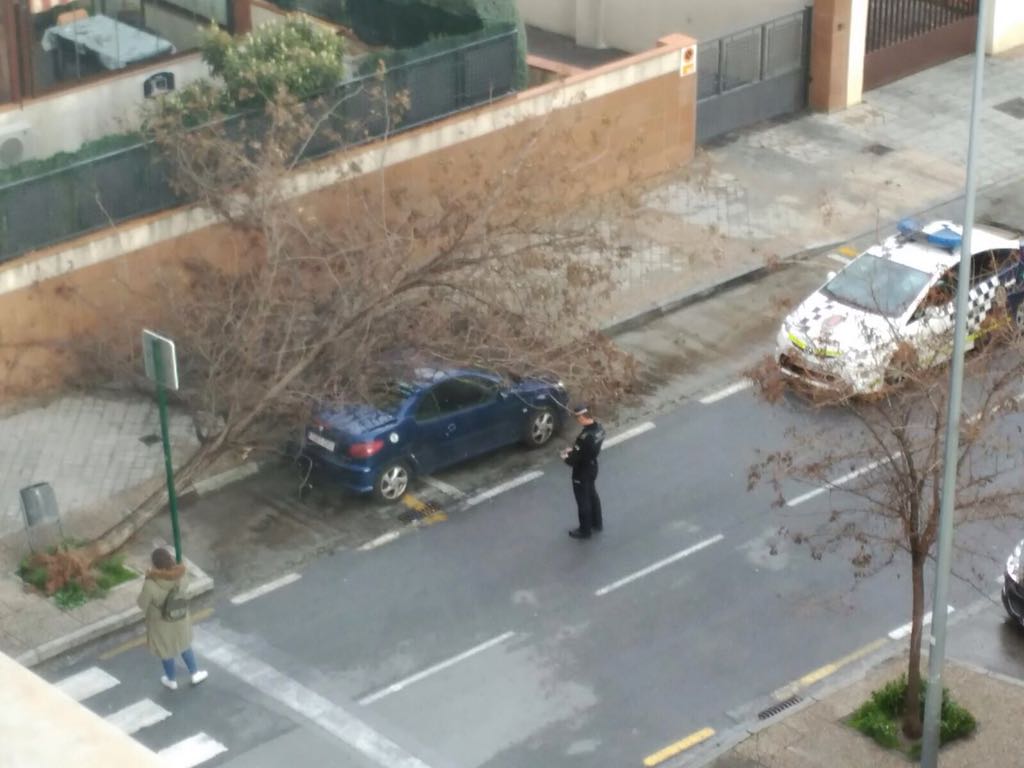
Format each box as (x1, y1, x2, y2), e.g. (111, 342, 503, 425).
(0, 34, 697, 401)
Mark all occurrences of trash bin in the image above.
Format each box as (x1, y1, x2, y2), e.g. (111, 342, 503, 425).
(20, 482, 63, 552)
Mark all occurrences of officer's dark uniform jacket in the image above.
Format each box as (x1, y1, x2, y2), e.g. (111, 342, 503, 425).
(564, 422, 605, 476)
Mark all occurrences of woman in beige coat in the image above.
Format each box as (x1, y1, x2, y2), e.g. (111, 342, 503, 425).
(137, 548, 208, 690)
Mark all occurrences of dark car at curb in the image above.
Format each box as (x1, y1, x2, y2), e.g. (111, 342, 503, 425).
(1002, 539, 1024, 628)
(300, 368, 569, 502)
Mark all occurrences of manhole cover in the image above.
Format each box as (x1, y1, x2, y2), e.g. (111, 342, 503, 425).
(994, 97, 1024, 119)
(139, 434, 161, 446)
(866, 143, 893, 156)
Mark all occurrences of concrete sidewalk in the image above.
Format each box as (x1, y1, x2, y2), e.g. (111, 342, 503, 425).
(1, 44, 1024, 675)
(690, 652, 1024, 768)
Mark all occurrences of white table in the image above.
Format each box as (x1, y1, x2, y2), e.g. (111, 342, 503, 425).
(41, 14, 176, 70)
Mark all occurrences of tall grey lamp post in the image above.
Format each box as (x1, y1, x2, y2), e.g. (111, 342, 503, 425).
(919, 0, 991, 763)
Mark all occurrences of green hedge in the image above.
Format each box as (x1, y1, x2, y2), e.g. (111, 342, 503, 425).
(348, 0, 481, 47)
(0, 132, 143, 187)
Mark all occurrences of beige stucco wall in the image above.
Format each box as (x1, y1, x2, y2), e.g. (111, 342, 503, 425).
(988, 0, 1024, 54)
(518, 0, 807, 51)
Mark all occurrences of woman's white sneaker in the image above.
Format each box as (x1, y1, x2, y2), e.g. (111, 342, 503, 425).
(160, 676, 178, 691)
(191, 670, 208, 685)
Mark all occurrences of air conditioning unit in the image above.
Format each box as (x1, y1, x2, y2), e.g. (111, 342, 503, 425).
(0, 122, 32, 169)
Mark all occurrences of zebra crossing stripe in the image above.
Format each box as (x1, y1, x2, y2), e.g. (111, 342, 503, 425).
(157, 732, 228, 767)
(106, 698, 172, 735)
(55, 667, 119, 702)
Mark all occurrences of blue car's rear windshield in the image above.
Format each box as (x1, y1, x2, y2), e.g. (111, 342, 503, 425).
(822, 254, 931, 317)
(369, 380, 418, 412)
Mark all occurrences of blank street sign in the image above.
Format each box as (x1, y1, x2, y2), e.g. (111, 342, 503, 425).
(142, 329, 179, 391)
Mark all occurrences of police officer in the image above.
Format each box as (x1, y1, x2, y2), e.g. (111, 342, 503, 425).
(561, 404, 605, 540)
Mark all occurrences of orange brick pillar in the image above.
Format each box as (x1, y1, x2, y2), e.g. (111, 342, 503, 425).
(809, 0, 867, 112)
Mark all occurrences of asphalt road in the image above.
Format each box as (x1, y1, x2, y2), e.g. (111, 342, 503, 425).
(36, 249, 1024, 768)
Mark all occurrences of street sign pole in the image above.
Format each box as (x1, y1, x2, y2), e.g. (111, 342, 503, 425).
(143, 330, 183, 564)
(152, 343, 183, 564)
(920, 0, 989, 763)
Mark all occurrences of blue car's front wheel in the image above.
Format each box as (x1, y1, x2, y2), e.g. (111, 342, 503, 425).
(374, 460, 411, 503)
(523, 407, 557, 449)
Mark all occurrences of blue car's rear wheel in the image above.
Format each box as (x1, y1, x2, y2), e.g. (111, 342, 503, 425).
(523, 407, 557, 448)
(374, 460, 410, 503)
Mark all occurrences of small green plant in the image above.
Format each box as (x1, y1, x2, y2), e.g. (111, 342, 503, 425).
(18, 548, 137, 609)
(848, 675, 977, 755)
(94, 555, 138, 592)
(54, 581, 88, 610)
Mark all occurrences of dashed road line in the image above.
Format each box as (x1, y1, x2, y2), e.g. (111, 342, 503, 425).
(230, 573, 302, 606)
(421, 475, 465, 499)
(196, 626, 434, 768)
(699, 380, 751, 405)
(772, 637, 887, 700)
(785, 459, 885, 507)
(106, 698, 172, 735)
(157, 732, 228, 768)
(55, 666, 119, 702)
(359, 530, 403, 552)
(827, 252, 853, 265)
(604, 421, 656, 448)
(888, 605, 954, 640)
(595, 534, 724, 597)
(643, 727, 715, 766)
(358, 631, 517, 706)
(465, 471, 544, 507)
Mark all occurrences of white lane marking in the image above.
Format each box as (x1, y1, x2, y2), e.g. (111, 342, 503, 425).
(359, 631, 517, 706)
(595, 534, 725, 597)
(359, 531, 402, 552)
(888, 606, 955, 640)
(106, 698, 171, 735)
(157, 732, 228, 767)
(55, 667, 119, 702)
(604, 421, 656, 448)
(827, 253, 852, 265)
(421, 475, 466, 499)
(699, 380, 751, 405)
(195, 628, 433, 768)
(786, 459, 885, 507)
(465, 471, 544, 507)
(230, 573, 302, 605)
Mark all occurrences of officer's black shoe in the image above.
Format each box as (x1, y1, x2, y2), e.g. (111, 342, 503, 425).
(568, 528, 591, 540)
(593, 525, 603, 533)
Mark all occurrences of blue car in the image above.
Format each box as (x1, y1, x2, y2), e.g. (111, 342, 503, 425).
(301, 368, 569, 502)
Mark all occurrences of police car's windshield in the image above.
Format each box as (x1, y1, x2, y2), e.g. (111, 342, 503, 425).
(822, 254, 931, 317)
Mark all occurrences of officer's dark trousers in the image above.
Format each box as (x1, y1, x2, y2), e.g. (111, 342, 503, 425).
(572, 466, 602, 534)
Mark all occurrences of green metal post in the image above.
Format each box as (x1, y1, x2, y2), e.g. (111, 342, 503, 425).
(152, 339, 183, 564)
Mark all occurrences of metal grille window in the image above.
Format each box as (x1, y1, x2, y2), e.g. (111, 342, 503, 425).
(697, 40, 721, 100)
(764, 14, 805, 78)
(721, 28, 762, 92)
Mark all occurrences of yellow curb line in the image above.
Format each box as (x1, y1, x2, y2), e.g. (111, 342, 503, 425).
(838, 245, 858, 256)
(643, 726, 715, 766)
(99, 607, 215, 660)
(401, 495, 429, 513)
(774, 637, 888, 700)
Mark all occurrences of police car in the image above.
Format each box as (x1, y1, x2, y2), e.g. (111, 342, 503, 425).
(777, 219, 1024, 394)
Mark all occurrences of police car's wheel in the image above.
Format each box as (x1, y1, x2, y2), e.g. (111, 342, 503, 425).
(1015, 301, 1024, 332)
(374, 461, 410, 503)
(523, 407, 557, 448)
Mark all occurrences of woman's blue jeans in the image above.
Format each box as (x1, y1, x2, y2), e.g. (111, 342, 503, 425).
(161, 648, 198, 679)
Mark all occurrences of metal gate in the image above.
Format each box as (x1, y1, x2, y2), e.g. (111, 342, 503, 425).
(864, 0, 979, 90)
(697, 8, 812, 144)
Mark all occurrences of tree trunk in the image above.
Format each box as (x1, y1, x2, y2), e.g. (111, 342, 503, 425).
(903, 546, 926, 739)
(76, 443, 216, 566)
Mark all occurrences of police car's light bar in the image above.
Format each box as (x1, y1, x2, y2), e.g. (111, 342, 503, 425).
(896, 218, 962, 251)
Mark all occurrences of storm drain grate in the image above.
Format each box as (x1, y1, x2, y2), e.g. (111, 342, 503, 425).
(139, 434, 161, 446)
(994, 97, 1024, 119)
(866, 143, 893, 156)
(758, 695, 802, 720)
